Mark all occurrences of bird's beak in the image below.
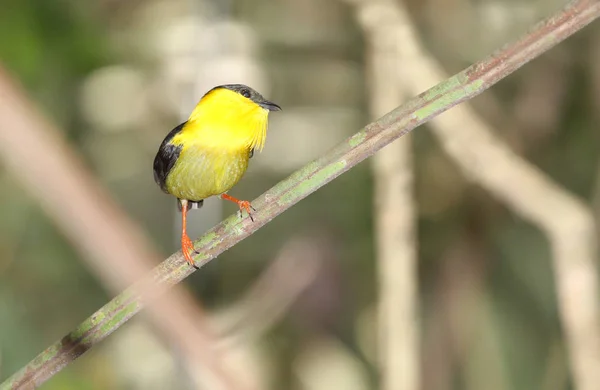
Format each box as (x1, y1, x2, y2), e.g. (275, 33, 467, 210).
(260, 100, 282, 111)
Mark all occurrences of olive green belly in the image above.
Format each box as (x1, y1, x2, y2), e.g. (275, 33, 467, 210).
(165, 147, 249, 201)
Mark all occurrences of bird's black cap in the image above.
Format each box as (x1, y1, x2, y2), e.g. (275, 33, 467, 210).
(205, 84, 281, 111)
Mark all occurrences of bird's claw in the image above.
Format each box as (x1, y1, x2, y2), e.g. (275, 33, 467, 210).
(181, 234, 199, 269)
(237, 200, 255, 222)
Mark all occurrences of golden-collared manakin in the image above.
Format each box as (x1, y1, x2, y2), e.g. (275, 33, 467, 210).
(153, 84, 281, 268)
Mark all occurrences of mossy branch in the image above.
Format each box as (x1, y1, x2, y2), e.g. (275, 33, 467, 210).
(2, 1, 599, 388)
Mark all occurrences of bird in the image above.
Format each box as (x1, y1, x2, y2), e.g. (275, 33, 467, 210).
(153, 84, 281, 268)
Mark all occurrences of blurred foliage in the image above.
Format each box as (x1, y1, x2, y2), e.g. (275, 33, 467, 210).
(0, 0, 110, 134)
(1, 0, 599, 389)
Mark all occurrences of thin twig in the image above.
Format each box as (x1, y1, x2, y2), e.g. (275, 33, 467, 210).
(348, 1, 600, 389)
(1, 1, 599, 388)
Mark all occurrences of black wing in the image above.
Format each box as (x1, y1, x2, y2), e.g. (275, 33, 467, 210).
(153, 122, 186, 193)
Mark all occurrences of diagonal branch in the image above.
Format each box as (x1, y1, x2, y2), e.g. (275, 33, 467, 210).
(2, 0, 599, 388)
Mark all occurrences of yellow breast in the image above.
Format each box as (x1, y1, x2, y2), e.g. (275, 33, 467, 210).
(165, 144, 250, 201)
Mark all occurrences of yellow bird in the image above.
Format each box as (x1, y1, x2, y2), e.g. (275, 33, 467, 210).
(153, 84, 281, 268)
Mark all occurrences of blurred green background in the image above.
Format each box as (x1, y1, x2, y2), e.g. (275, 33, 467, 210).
(0, 0, 598, 389)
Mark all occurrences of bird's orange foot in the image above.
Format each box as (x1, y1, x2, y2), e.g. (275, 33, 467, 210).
(181, 234, 199, 269)
(237, 200, 256, 221)
(221, 193, 256, 222)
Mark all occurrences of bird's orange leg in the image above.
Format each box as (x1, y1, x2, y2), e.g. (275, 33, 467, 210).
(221, 193, 256, 221)
(180, 200, 198, 269)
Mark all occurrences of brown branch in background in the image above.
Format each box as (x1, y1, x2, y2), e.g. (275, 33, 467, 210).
(347, 1, 600, 390)
(366, 15, 419, 390)
(0, 67, 250, 390)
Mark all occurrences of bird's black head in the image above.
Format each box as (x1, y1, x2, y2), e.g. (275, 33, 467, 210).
(208, 84, 281, 111)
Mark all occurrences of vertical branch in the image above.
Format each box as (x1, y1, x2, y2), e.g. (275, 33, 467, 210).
(367, 13, 419, 390)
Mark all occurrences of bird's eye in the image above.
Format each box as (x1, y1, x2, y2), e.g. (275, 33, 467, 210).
(240, 89, 251, 98)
